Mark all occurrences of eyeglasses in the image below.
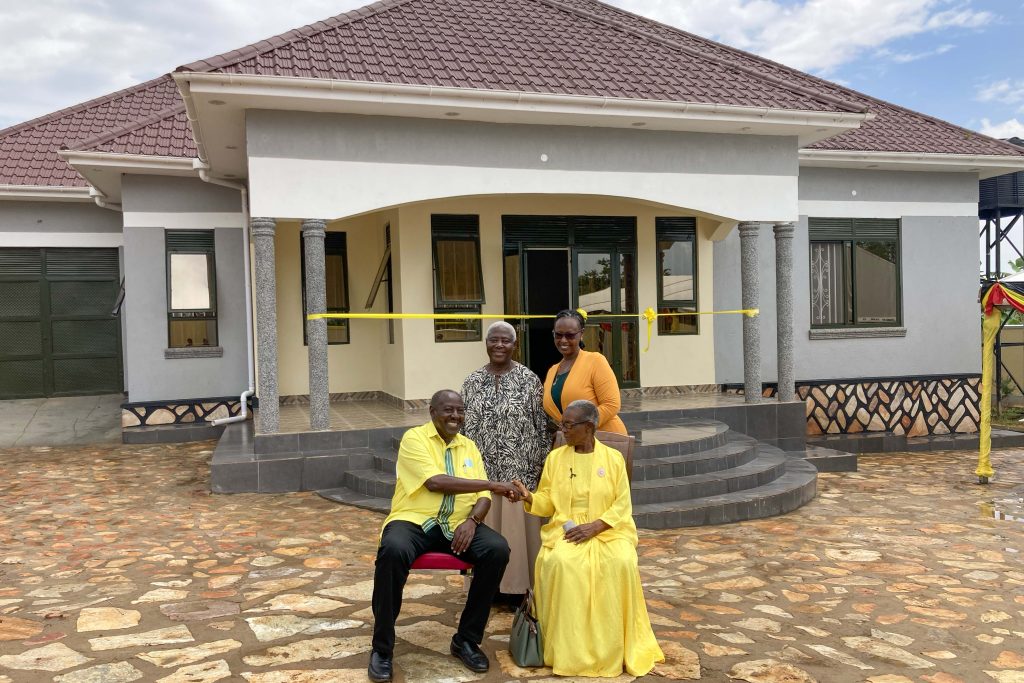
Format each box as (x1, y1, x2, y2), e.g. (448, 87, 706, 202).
(552, 331, 581, 340)
(560, 420, 586, 430)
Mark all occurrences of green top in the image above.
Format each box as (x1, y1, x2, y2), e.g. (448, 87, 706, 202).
(551, 371, 569, 412)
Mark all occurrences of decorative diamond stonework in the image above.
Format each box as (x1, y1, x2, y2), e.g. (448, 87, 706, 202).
(799, 377, 980, 436)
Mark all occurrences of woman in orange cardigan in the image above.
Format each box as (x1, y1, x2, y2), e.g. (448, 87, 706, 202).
(542, 309, 627, 435)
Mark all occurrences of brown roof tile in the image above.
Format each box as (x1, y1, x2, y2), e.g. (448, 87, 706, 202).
(181, 0, 855, 113)
(0, 76, 187, 187)
(4, 0, 1021, 189)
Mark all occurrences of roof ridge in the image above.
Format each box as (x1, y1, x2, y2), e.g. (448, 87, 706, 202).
(69, 104, 188, 153)
(0, 74, 173, 140)
(176, 0, 420, 73)
(534, 0, 867, 114)
(565, 0, 1024, 157)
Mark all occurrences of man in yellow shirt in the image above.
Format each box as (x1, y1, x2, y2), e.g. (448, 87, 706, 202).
(369, 389, 518, 683)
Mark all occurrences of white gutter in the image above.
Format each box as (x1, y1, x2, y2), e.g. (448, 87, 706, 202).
(0, 185, 94, 202)
(175, 71, 873, 130)
(176, 80, 210, 165)
(192, 159, 255, 427)
(59, 150, 197, 174)
(800, 149, 1024, 179)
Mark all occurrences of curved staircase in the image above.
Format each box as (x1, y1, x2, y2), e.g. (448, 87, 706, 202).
(317, 416, 817, 529)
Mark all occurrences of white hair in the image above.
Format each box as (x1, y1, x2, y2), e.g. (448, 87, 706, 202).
(566, 400, 599, 427)
(485, 321, 517, 342)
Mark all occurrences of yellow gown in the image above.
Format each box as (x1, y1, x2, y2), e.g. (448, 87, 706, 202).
(525, 440, 664, 677)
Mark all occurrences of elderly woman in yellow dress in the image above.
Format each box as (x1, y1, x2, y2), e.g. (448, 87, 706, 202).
(512, 400, 663, 677)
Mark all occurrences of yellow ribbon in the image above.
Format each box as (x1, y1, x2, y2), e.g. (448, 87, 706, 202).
(308, 308, 759, 353)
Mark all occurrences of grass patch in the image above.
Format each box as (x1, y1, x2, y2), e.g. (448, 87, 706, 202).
(992, 406, 1024, 430)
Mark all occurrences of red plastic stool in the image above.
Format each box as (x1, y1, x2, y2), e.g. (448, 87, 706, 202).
(411, 551, 473, 574)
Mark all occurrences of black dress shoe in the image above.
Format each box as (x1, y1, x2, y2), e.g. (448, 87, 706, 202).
(368, 651, 393, 682)
(450, 633, 489, 673)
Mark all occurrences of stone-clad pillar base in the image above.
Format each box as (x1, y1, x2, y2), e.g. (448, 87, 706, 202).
(251, 217, 279, 434)
(302, 219, 330, 431)
(738, 222, 761, 404)
(774, 222, 795, 402)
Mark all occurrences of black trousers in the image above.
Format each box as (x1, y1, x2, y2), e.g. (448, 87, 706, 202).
(371, 520, 510, 656)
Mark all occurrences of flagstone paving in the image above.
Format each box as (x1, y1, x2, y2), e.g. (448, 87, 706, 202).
(0, 442, 1023, 682)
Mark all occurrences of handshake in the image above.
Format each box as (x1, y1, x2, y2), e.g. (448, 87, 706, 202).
(490, 480, 532, 504)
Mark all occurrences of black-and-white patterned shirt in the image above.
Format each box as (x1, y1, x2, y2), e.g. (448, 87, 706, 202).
(462, 361, 549, 491)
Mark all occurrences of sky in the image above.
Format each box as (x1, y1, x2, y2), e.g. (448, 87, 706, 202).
(1, 0, 1023, 137)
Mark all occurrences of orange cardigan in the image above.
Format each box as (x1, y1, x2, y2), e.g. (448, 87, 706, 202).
(543, 350, 627, 435)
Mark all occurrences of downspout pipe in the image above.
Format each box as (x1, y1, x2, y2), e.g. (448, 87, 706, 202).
(89, 188, 122, 212)
(193, 160, 255, 427)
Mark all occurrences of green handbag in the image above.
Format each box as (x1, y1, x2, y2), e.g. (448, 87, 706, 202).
(510, 590, 544, 667)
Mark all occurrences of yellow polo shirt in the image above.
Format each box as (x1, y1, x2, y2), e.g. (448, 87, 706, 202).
(381, 421, 491, 534)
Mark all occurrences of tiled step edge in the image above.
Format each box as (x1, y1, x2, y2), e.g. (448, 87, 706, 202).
(630, 452, 788, 504)
(317, 487, 390, 514)
(787, 446, 858, 472)
(632, 460, 817, 529)
(632, 436, 759, 480)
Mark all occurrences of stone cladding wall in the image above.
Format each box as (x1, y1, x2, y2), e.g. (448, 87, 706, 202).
(799, 376, 981, 436)
(122, 398, 248, 428)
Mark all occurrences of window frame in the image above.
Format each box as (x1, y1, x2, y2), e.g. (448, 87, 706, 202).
(808, 217, 902, 329)
(431, 214, 484, 343)
(655, 217, 699, 336)
(165, 230, 217, 349)
(301, 231, 350, 346)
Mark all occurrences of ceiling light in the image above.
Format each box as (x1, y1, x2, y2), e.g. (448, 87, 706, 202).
(444, 112, 460, 117)
(209, 99, 226, 106)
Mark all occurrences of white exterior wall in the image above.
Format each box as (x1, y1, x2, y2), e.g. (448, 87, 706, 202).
(713, 167, 981, 384)
(244, 111, 799, 223)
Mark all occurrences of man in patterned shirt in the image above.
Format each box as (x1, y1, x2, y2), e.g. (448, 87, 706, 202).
(369, 389, 518, 682)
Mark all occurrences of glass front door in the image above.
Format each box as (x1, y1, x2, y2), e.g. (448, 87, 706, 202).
(502, 215, 639, 388)
(574, 250, 639, 386)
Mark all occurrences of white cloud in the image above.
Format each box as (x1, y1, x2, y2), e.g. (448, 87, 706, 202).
(0, 0, 363, 129)
(882, 43, 954, 63)
(0, 0, 999, 129)
(979, 118, 1024, 139)
(976, 79, 1024, 105)
(608, 0, 990, 74)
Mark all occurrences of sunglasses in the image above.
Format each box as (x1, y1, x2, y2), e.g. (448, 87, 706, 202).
(552, 331, 581, 340)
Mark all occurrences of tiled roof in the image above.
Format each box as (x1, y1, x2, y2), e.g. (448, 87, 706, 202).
(3, 0, 1022, 189)
(181, 0, 859, 114)
(0, 76, 186, 187)
(77, 107, 196, 158)
(181, 0, 1023, 158)
(549, 0, 1024, 157)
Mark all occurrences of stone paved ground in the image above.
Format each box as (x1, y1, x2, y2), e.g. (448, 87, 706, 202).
(1, 443, 1023, 683)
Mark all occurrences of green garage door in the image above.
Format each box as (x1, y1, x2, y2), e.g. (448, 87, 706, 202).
(0, 248, 123, 399)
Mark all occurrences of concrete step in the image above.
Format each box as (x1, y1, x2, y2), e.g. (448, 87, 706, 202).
(788, 446, 858, 472)
(631, 435, 759, 481)
(317, 487, 391, 514)
(632, 420, 729, 459)
(632, 459, 818, 529)
(343, 468, 396, 500)
(630, 451, 788, 504)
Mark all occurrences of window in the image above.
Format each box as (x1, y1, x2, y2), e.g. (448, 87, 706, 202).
(166, 230, 217, 348)
(431, 215, 484, 342)
(809, 218, 901, 327)
(301, 231, 350, 344)
(655, 217, 698, 335)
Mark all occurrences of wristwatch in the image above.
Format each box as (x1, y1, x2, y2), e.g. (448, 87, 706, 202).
(470, 514, 485, 525)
